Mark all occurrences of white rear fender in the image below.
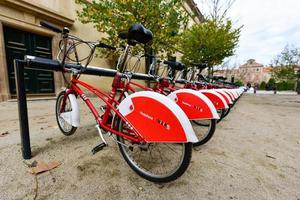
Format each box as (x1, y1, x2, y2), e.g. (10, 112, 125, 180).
(118, 91, 198, 143)
(218, 89, 235, 102)
(60, 94, 80, 127)
(199, 90, 229, 109)
(168, 89, 219, 120)
(226, 89, 238, 99)
(234, 88, 243, 96)
(214, 90, 233, 105)
(229, 89, 239, 98)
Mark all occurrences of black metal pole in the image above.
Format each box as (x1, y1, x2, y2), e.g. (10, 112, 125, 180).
(14, 59, 31, 159)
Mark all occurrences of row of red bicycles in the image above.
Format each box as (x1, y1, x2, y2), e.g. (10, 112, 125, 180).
(40, 22, 245, 183)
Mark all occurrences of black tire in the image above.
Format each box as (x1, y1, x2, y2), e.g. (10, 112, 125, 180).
(192, 119, 216, 147)
(55, 91, 77, 136)
(222, 106, 231, 119)
(216, 109, 225, 123)
(116, 118, 192, 183)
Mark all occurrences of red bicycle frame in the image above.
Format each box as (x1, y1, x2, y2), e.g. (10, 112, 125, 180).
(61, 74, 145, 143)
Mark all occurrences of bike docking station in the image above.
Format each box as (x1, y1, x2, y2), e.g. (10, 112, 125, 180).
(14, 55, 154, 160)
(10, 21, 245, 183)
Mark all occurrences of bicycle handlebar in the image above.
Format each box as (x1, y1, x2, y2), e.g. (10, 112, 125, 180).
(40, 21, 63, 33)
(96, 42, 116, 50)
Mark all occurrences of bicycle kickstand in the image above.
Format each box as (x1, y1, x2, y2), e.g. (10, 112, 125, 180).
(91, 124, 108, 155)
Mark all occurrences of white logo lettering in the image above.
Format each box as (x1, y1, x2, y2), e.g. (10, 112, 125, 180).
(140, 112, 154, 120)
(182, 101, 192, 107)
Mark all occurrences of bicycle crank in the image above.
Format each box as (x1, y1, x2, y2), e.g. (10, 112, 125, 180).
(91, 124, 108, 155)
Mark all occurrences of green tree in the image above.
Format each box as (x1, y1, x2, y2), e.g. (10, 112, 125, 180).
(179, 19, 241, 78)
(272, 45, 300, 91)
(267, 78, 276, 90)
(75, 0, 189, 60)
(234, 79, 243, 86)
(259, 81, 266, 90)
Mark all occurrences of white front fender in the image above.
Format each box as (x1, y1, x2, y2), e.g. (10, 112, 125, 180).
(60, 94, 80, 127)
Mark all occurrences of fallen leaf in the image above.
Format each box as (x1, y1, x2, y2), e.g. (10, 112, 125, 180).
(28, 161, 60, 174)
(23, 160, 37, 168)
(266, 154, 276, 159)
(0, 131, 9, 137)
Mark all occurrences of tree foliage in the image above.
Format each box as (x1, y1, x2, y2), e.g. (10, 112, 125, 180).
(234, 79, 243, 86)
(179, 19, 241, 67)
(259, 81, 266, 90)
(276, 81, 295, 91)
(272, 45, 300, 81)
(75, 0, 189, 57)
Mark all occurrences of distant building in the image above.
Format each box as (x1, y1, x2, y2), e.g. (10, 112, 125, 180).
(214, 59, 272, 86)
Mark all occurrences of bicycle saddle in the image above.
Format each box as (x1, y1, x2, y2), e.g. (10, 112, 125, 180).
(192, 63, 208, 69)
(118, 24, 153, 46)
(163, 60, 185, 71)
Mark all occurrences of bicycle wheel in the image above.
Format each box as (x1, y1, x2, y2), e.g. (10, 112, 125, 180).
(191, 119, 216, 146)
(216, 109, 225, 123)
(115, 118, 192, 183)
(55, 91, 77, 136)
(222, 106, 231, 119)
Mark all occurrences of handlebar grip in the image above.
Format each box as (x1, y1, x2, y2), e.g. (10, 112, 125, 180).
(97, 42, 116, 50)
(40, 21, 62, 33)
(163, 60, 185, 71)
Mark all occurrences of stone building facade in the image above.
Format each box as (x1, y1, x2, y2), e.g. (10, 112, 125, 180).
(214, 59, 272, 86)
(0, 0, 203, 101)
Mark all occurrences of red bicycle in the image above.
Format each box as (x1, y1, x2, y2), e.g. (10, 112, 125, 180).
(179, 64, 241, 118)
(41, 21, 197, 182)
(116, 54, 222, 146)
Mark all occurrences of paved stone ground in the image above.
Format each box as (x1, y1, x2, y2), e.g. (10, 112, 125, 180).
(0, 94, 300, 200)
(246, 89, 297, 95)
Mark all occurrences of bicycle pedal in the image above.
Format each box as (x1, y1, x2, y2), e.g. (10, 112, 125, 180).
(91, 142, 107, 155)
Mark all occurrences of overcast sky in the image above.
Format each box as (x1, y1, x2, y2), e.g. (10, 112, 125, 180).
(194, 0, 300, 66)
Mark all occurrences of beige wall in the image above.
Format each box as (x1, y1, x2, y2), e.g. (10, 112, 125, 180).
(0, 0, 115, 101)
(214, 67, 272, 85)
(0, 22, 9, 101)
(22, 0, 74, 19)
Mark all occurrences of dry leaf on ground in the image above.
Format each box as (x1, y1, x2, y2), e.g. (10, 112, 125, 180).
(28, 161, 60, 174)
(0, 131, 9, 137)
(266, 154, 276, 159)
